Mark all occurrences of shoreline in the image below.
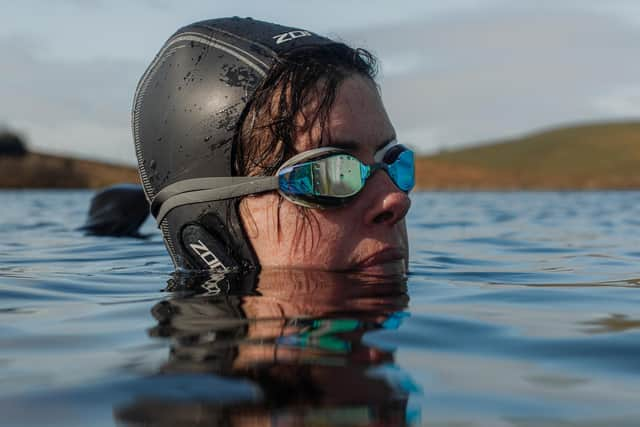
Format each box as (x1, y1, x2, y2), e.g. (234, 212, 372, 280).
(2, 120, 639, 190)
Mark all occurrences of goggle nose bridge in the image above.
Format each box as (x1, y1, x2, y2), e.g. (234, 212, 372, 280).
(360, 157, 404, 190)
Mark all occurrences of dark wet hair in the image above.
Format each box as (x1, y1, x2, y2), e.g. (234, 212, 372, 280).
(235, 44, 378, 177)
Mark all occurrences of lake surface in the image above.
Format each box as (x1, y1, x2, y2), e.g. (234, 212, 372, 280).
(1, 190, 640, 426)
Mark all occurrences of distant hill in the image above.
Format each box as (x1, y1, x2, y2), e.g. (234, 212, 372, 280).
(0, 152, 139, 189)
(2, 121, 639, 190)
(416, 121, 640, 189)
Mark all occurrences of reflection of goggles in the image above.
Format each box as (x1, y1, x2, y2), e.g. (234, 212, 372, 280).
(152, 141, 414, 224)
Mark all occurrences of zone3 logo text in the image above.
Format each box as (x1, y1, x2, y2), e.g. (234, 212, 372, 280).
(189, 240, 225, 270)
(272, 30, 312, 44)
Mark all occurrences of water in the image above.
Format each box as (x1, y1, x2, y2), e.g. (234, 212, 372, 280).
(1, 190, 640, 426)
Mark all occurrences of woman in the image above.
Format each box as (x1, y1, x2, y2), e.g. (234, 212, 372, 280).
(133, 17, 413, 273)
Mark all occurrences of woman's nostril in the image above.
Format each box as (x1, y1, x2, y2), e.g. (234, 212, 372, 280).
(373, 211, 393, 224)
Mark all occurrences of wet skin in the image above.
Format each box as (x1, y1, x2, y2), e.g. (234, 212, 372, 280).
(240, 75, 411, 273)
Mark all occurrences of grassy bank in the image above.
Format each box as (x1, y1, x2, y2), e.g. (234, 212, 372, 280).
(0, 152, 139, 189)
(1, 121, 639, 189)
(416, 121, 640, 189)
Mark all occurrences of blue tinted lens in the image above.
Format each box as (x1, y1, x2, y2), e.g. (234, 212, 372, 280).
(278, 163, 315, 195)
(387, 149, 414, 192)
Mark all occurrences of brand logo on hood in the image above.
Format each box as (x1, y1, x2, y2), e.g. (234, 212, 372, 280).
(272, 30, 312, 45)
(189, 240, 226, 271)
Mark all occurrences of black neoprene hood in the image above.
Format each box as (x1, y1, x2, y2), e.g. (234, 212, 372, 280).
(132, 17, 335, 271)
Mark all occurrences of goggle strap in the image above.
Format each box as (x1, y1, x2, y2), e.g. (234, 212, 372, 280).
(151, 142, 411, 225)
(153, 176, 279, 225)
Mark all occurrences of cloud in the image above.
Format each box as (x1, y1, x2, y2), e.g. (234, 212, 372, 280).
(0, 34, 145, 164)
(2, 2, 640, 164)
(341, 6, 640, 152)
(594, 86, 640, 117)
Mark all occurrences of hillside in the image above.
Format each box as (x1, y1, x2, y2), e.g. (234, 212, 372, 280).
(0, 152, 139, 189)
(416, 121, 640, 189)
(1, 121, 639, 190)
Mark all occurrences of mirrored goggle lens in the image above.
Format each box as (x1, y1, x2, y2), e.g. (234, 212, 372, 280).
(278, 154, 365, 198)
(386, 149, 415, 192)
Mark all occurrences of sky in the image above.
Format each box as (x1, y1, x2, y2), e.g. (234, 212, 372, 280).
(1, 0, 640, 165)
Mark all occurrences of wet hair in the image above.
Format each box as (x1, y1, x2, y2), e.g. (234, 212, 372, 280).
(234, 44, 378, 247)
(235, 44, 378, 176)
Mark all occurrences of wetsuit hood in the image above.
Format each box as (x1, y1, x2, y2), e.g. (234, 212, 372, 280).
(132, 17, 335, 271)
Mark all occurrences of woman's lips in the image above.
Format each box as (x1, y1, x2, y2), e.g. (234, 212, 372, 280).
(354, 248, 405, 269)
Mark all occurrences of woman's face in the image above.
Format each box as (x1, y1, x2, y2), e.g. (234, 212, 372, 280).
(240, 74, 410, 273)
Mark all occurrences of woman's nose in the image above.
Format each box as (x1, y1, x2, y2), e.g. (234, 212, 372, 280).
(363, 172, 412, 226)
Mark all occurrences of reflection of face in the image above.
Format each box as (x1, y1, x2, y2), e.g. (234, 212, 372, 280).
(234, 269, 408, 369)
(118, 270, 412, 427)
(240, 75, 411, 273)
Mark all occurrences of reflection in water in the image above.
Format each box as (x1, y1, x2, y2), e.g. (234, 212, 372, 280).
(4, 193, 640, 425)
(114, 268, 418, 426)
(582, 314, 640, 334)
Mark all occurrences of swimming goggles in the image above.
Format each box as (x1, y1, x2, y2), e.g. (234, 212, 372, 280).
(151, 140, 414, 225)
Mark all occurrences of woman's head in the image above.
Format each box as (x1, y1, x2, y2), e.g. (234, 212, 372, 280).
(133, 17, 411, 273)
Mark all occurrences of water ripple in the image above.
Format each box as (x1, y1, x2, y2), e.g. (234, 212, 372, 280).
(2, 191, 640, 425)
